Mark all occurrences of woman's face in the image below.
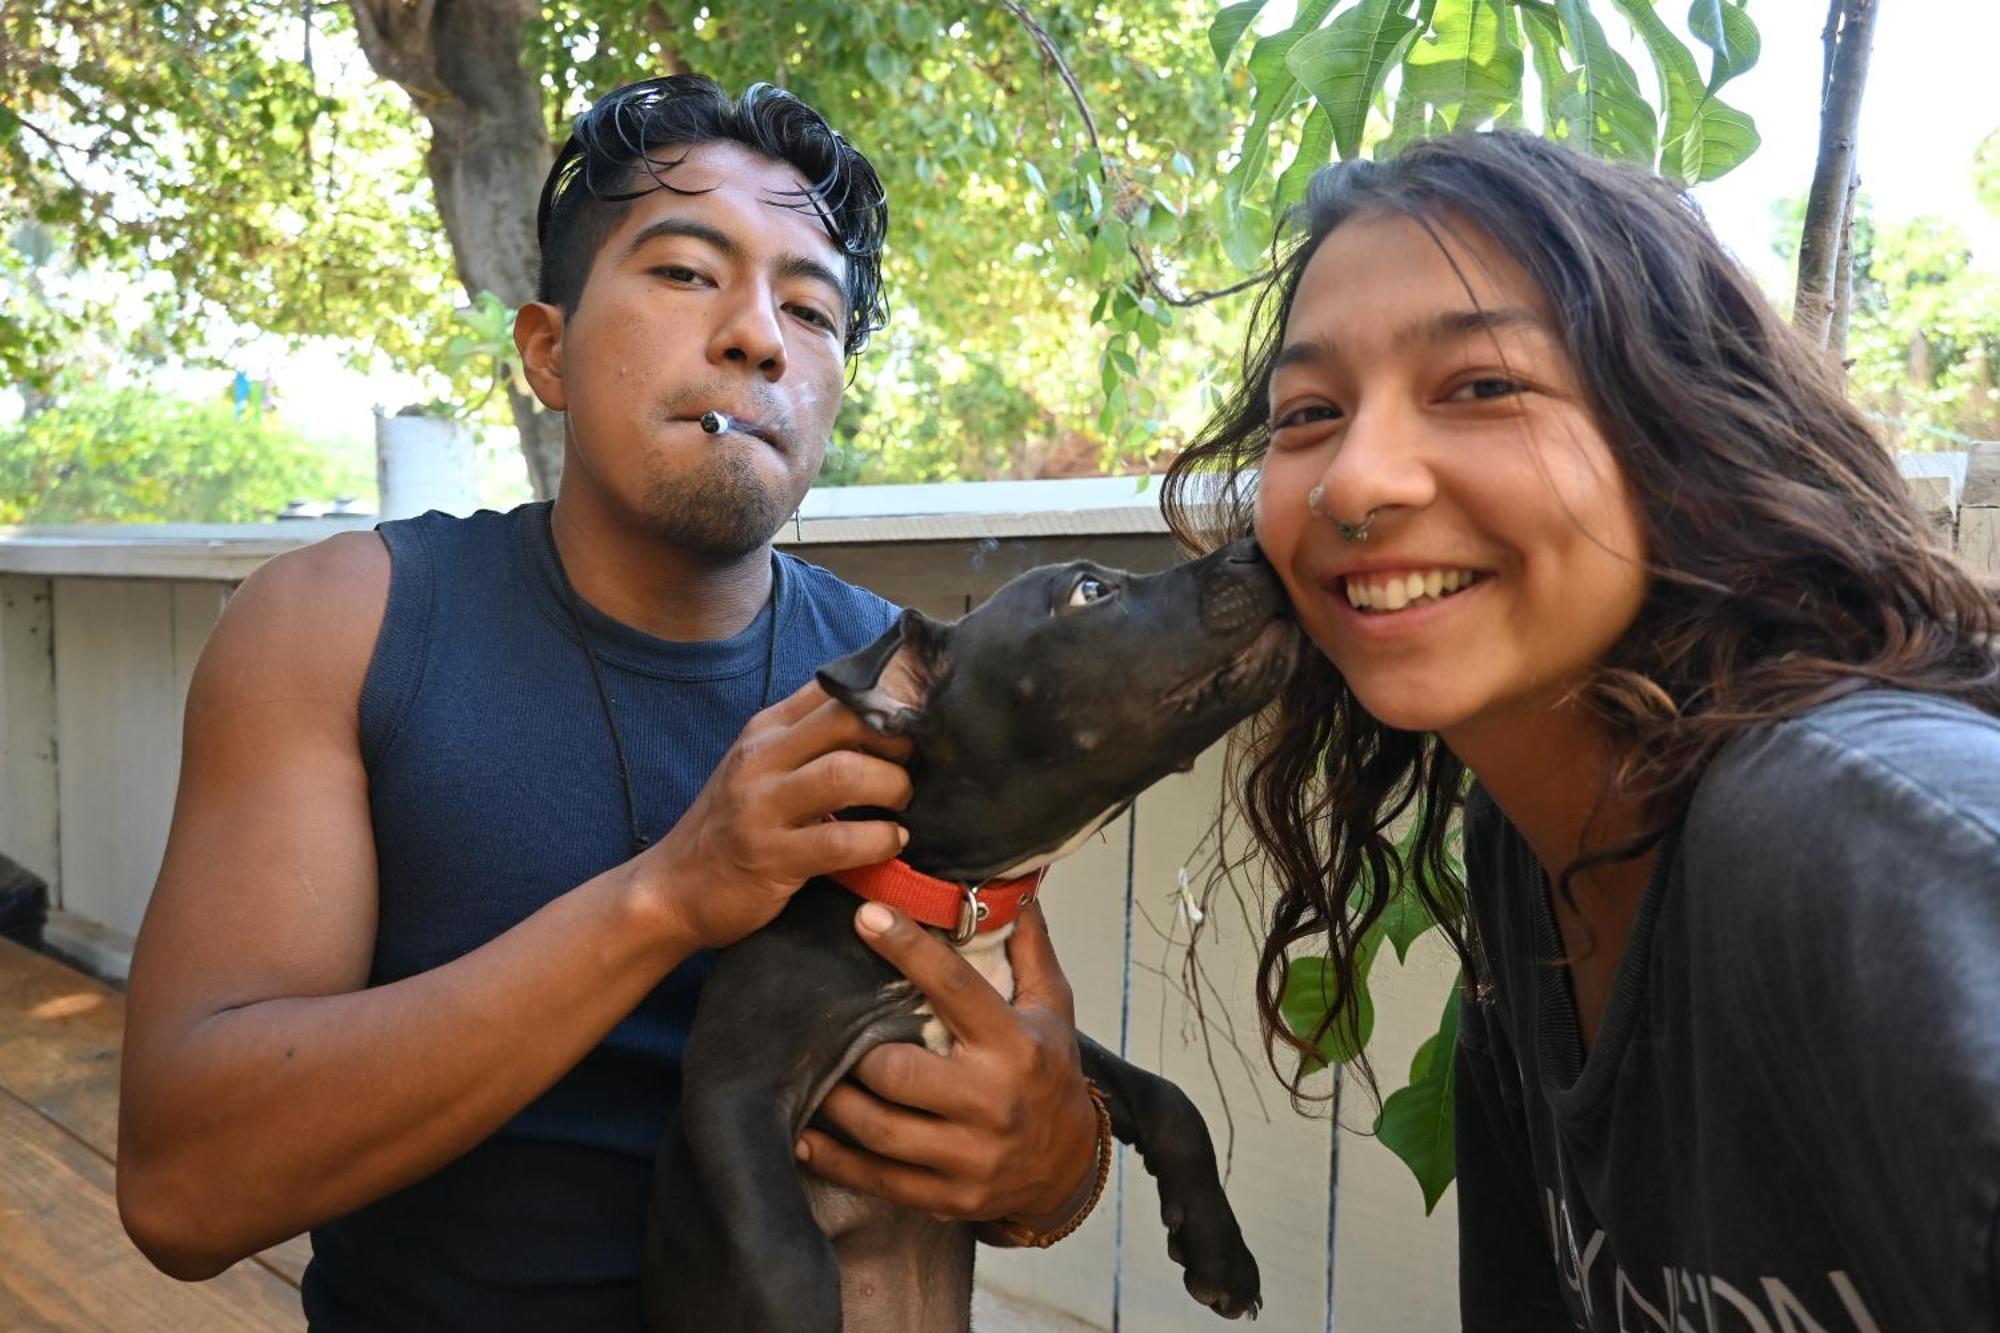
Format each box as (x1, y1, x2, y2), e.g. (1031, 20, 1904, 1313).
(1253, 210, 1649, 756)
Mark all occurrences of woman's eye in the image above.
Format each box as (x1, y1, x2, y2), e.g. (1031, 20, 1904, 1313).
(1272, 404, 1342, 430)
(1067, 576, 1112, 608)
(1451, 376, 1524, 401)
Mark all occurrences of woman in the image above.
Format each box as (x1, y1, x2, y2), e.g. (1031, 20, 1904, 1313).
(1162, 132, 2000, 1329)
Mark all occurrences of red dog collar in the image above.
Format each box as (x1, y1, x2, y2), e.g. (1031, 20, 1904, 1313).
(827, 859, 1046, 944)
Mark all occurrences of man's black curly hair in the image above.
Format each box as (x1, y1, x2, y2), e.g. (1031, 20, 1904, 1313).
(535, 75, 889, 356)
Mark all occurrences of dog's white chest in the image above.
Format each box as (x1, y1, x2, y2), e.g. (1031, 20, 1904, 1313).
(917, 925, 1016, 1053)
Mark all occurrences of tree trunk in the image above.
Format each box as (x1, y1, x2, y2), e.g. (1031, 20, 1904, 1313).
(347, 0, 564, 498)
(1793, 0, 1880, 362)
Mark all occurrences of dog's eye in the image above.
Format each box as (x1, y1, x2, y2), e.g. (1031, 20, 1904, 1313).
(1067, 576, 1112, 609)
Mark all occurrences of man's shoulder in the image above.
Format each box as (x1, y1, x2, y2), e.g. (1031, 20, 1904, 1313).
(372, 503, 524, 561)
(777, 551, 900, 628)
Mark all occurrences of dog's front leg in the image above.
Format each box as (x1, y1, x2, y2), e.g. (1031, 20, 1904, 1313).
(647, 884, 925, 1333)
(1079, 1033, 1263, 1320)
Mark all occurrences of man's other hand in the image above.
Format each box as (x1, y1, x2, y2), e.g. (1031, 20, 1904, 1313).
(794, 903, 1099, 1231)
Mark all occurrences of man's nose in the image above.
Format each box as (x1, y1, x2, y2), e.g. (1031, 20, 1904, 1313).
(707, 282, 787, 378)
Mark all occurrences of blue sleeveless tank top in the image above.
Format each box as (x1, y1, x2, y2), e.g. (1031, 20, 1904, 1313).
(301, 501, 898, 1331)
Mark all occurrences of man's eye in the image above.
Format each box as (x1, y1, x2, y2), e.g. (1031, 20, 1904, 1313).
(652, 266, 701, 284)
(789, 305, 837, 332)
(1067, 576, 1112, 608)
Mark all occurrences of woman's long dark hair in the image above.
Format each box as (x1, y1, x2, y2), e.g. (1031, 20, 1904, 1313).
(1162, 131, 2000, 1104)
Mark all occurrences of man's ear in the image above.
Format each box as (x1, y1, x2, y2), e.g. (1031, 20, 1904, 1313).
(515, 301, 567, 412)
(817, 608, 951, 737)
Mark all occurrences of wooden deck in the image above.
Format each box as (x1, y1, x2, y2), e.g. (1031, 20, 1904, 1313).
(0, 938, 306, 1330)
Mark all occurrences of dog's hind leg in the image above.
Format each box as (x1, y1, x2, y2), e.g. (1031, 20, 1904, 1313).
(1079, 1033, 1263, 1320)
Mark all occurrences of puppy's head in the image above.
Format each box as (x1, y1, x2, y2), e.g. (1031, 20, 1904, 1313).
(819, 538, 1298, 881)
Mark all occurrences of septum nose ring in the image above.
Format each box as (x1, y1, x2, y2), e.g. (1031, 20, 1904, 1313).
(1307, 484, 1378, 542)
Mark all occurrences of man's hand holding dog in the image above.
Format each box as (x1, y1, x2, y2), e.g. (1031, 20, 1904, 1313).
(642, 680, 912, 952)
(795, 902, 1100, 1233)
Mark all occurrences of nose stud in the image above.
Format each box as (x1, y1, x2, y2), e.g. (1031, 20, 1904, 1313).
(1307, 485, 1378, 542)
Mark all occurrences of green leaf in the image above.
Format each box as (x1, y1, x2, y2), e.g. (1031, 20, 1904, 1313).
(1281, 926, 1385, 1072)
(1551, 0, 1658, 162)
(1518, 3, 1574, 135)
(1210, 0, 1272, 68)
(1022, 161, 1046, 194)
(1374, 981, 1461, 1213)
(1378, 879, 1437, 964)
(1221, 197, 1274, 271)
(1677, 93, 1759, 182)
(1687, 0, 1759, 91)
(1286, 0, 1424, 162)
(1227, 0, 1339, 215)
(1607, 0, 1702, 170)
(1275, 106, 1337, 213)
(1399, 0, 1523, 133)
(863, 41, 897, 85)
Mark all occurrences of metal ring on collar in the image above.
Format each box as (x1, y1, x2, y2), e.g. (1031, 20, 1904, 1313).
(951, 885, 990, 945)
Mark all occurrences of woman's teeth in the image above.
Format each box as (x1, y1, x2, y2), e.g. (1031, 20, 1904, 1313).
(1344, 568, 1482, 613)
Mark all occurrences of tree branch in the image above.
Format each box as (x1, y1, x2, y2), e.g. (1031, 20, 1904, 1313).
(1793, 0, 1879, 355)
(988, 0, 1268, 308)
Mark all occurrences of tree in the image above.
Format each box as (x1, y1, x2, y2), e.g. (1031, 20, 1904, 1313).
(0, 380, 370, 524)
(1793, 0, 1881, 363)
(3, 2, 1254, 492)
(1773, 145, 2000, 450)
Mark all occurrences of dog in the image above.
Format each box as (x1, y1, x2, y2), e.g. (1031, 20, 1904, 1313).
(643, 537, 1296, 1332)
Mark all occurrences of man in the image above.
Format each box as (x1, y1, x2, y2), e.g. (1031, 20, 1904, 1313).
(118, 76, 1101, 1329)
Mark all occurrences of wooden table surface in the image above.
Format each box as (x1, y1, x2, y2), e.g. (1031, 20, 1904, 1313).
(0, 937, 307, 1331)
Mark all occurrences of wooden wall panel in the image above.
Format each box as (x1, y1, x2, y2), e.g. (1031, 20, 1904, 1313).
(974, 810, 1133, 1329)
(0, 575, 59, 891)
(51, 579, 182, 937)
(1116, 748, 1336, 1333)
(1328, 933, 1464, 1333)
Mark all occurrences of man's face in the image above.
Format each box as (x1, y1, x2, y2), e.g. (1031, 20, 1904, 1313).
(532, 141, 851, 557)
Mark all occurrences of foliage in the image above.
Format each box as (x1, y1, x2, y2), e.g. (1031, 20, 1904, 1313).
(4, 2, 1256, 478)
(1, 4, 471, 404)
(1373, 983, 1459, 1214)
(1209, 0, 1761, 279)
(0, 381, 368, 524)
(1772, 139, 2000, 449)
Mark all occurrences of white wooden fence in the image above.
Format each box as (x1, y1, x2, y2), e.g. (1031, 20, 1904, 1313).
(2, 450, 1994, 1332)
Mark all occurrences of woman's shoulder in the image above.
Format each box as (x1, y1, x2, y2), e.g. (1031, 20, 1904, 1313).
(1682, 688, 2000, 933)
(1692, 688, 2000, 843)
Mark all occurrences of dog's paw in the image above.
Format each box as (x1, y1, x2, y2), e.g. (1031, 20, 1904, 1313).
(1161, 1198, 1262, 1320)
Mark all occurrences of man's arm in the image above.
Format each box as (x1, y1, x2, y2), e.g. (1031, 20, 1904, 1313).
(117, 531, 910, 1280)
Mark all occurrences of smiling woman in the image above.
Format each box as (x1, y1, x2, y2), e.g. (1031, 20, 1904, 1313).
(1164, 131, 2000, 1332)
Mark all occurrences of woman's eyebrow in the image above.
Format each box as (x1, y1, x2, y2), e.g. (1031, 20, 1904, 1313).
(1391, 306, 1546, 351)
(1272, 306, 1547, 375)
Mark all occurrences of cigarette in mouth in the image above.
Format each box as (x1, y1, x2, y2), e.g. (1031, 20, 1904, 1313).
(699, 411, 731, 435)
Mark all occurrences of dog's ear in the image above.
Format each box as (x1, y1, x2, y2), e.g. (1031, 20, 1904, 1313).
(817, 608, 951, 737)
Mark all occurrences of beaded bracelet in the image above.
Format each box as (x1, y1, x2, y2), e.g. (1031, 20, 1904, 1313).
(984, 1079, 1115, 1249)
